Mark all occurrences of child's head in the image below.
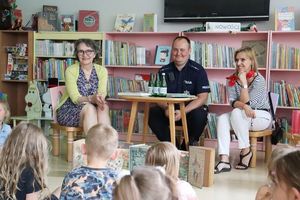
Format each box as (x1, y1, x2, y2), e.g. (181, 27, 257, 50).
(0, 122, 48, 199)
(113, 166, 178, 200)
(267, 146, 298, 177)
(85, 124, 118, 160)
(145, 142, 180, 179)
(0, 101, 10, 124)
(270, 150, 300, 200)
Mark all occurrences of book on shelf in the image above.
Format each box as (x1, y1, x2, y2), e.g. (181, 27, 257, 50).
(78, 10, 99, 32)
(275, 6, 295, 31)
(136, 46, 146, 65)
(242, 40, 267, 68)
(188, 146, 215, 187)
(114, 14, 135, 32)
(37, 11, 59, 31)
(143, 13, 157, 32)
(60, 14, 75, 31)
(154, 45, 171, 65)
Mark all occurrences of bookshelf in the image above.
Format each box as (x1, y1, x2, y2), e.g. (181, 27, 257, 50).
(268, 31, 300, 121)
(0, 30, 34, 116)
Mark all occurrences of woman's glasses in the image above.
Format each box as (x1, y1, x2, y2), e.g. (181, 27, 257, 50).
(77, 49, 95, 56)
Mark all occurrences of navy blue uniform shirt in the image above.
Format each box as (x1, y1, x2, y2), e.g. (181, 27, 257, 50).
(159, 59, 210, 96)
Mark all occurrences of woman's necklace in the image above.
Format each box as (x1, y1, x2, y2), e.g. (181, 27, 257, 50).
(82, 67, 93, 90)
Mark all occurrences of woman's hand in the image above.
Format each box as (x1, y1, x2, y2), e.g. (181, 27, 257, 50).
(238, 71, 247, 86)
(243, 104, 256, 118)
(95, 94, 106, 110)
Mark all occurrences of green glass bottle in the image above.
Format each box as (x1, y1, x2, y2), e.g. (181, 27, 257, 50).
(148, 73, 154, 95)
(153, 73, 160, 97)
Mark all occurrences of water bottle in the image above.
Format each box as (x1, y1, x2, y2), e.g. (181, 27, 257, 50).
(159, 72, 167, 97)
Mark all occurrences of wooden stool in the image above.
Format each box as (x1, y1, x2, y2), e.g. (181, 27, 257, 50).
(51, 122, 83, 162)
(249, 129, 272, 168)
(286, 132, 300, 145)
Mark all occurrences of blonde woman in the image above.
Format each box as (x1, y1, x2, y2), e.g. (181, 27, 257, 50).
(215, 46, 272, 173)
(114, 166, 178, 200)
(0, 122, 60, 200)
(145, 142, 198, 200)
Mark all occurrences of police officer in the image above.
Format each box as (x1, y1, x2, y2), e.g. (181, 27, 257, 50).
(148, 36, 210, 149)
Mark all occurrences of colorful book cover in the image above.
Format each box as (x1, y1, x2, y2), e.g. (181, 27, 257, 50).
(188, 146, 215, 187)
(179, 150, 189, 181)
(72, 139, 86, 169)
(37, 11, 59, 31)
(143, 13, 157, 32)
(275, 6, 295, 31)
(78, 10, 99, 32)
(114, 14, 135, 32)
(154, 45, 171, 65)
(129, 144, 149, 171)
(60, 14, 75, 32)
(242, 40, 267, 68)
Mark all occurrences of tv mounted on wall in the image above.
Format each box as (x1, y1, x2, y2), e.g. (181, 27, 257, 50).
(164, 0, 270, 22)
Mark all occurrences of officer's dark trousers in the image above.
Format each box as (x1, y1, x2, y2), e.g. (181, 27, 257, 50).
(148, 105, 208, 144)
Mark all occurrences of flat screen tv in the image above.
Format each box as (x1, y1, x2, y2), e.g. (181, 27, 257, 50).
(164, 0, 270, 22)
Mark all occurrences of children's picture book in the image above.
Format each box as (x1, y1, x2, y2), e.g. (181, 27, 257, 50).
(143, 13, 157, 32)
(188, 146, 215, 187)
(114, 14, 135, 32)
(78, 10, 99, 32)
(275, 6, 295, 31)
(129, 144, 149, 171)
(242, 40, 267, 68)
(179, 150, 189, 181)
(154, 45, 171, 65)
(73, 139, 86, 168)
(60, 14, 75, 31)
(37, 11, 59, 31)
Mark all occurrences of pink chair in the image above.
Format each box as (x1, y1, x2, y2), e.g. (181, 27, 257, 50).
(50, 86, 83, 162)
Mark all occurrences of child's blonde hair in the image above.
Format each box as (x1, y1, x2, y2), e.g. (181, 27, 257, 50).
(0, 122, 49, 199)
(86, 124, 118, 160)
(0, 101, 10, 124)
(114, 166, 178, 200)
(145, 142, 180, 179)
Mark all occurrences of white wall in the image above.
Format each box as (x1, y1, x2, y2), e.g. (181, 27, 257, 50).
(18, 0, 300, 32)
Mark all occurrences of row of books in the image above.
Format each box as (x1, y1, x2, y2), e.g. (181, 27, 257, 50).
(271, 43, 300, 70)
(190, 41, 236, 68)
(271, 80, 300, 108)
(35, 40, 75, 57)
(73, 141, 214, 187)
(107, 76, 148, 98)
(105, 40, 143, 66)
(35, 58, 76, 80)
(206, 113, 218, 139)
(207, 81, 228, 104)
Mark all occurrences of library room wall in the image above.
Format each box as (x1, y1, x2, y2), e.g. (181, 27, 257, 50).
(19, 0, 300, 32)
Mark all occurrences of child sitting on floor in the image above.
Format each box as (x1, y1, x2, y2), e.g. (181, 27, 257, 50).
(60, 123, 119, 199)
(145, 141, 198, 200)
